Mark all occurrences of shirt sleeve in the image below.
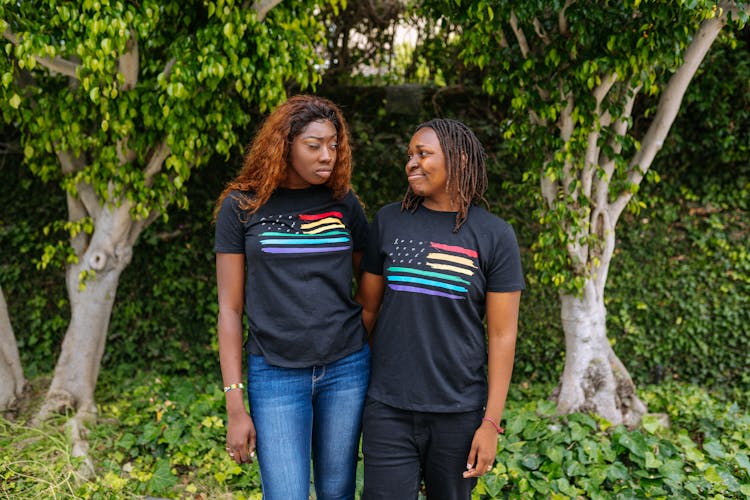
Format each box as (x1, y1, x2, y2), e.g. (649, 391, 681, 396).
(485, 221, 526, 292)
(214, 192, 247, 254)
(361, 209, 384, 275)
(347, 191, 369, 252)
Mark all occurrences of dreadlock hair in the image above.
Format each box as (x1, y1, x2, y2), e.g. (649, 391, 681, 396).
(214, 95, 353, 219)
(401, 118, 488, 232)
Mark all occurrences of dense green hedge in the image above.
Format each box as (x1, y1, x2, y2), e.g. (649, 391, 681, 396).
(607, 185, 750, 390)
(0, 85, 747, 394)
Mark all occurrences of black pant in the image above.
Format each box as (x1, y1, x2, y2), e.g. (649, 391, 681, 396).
(361, 397, 483, 500)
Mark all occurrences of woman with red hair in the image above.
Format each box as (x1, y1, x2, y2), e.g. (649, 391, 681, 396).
(214, 95, 370, 500)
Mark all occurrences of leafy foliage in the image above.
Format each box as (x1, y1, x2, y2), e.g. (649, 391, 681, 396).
(0, 147, 68, 378)
(474, 382, 750, 499)
(607, 188, 750, 390)
(0, 0, 334, 216)
(417, 0, 748, 295)
(88, 372, 262, 498)
(2, 378, 747, 498)
(659, 28, 750, 198)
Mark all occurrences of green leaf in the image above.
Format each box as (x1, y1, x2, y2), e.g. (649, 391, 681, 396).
(564, 460, 587, 477)
(147, 458, 177, 493)
(606, 462, 629, 482)
(641, 413, 667, 434)
(617, 431, 648, 458)
(703, 465, 723, 484)
(702, 439, 726, 460)
(644, 451, 662, 469)
(521, 453, 541, 470)
(544, 445, 564, 464)
(736, 453, 750, 476)
(9, 93, 21, 108)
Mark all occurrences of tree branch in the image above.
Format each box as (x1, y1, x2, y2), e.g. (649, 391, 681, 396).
(55, 150, 98, 254)
(592, 72, 617, 106)
(581, 73, 618, 200)
(559, 90, 576, 199)
(532, 17, 552, 45)
(592, 207, 615, 293)
(143, 141, 171, 187)
(611, 10, 728, 221)
(161, 58, 176, 82)
(4, 29, 80, 79)
(118, 30, 138, 90)
(595, 83, 640, 216)
(129, 209, 162, 247)
(559, 0, 574, 37)
(56, 149, 100, 220)
(116, 138, 137, 166)
(540, 159, 558, 209)
(498, 28, 509, 49)
(509, 11, 530, 59)
(253, 0, 284, 21)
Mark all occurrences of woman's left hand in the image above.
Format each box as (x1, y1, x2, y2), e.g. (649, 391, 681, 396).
(462, 424, 498, 478)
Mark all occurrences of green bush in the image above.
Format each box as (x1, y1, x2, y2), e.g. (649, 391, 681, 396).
(475, 383, 750, 499)
(0, 157, 68, 378)
(607, 191, 750, 391)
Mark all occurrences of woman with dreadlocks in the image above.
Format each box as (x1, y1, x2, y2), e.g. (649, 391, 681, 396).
(357, 118, 525, 499)
(214, 95, 370, 500)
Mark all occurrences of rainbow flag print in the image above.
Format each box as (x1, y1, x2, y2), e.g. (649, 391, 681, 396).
(259, 211, 351, 255)
(386, 239, 478, 300)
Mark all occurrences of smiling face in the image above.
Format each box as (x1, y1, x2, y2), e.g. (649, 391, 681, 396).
(283, 119, 338, 189)
(405, 127, 452, 211)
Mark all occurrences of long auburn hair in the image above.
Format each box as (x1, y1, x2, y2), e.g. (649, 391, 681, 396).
(401, 118, 488, 231)
(214, 95, 353, 218)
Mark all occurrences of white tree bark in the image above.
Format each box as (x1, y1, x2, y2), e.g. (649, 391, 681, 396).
(252, 0, 284, 21)
(0, 285, 25, 411)
(556, 279, 647, 427)
(35, 204, 139, 422)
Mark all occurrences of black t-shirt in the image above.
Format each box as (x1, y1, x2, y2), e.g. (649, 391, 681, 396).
(214, 186, 369, 367)
(362, 202, 525, 412)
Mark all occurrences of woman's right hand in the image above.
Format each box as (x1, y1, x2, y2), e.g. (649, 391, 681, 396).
(226, 410, 256, 464)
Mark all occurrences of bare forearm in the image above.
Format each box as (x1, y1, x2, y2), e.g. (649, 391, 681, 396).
(483, 291, 521, 428)
(355, 271, 385, 339)
(218, 310, 246, 415)
(484, 333, 517, 424)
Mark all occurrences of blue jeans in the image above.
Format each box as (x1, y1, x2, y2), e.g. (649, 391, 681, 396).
(248, 345, 370, 500)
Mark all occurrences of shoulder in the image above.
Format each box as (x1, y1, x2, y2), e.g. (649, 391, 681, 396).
(341, 189, 365, 208)
(221, 189, 253, 207)
(465, 207, 520, 253)
(374, 202, 403, 218)
(468, 205, 514, 233)
(216, 190, 255, 222)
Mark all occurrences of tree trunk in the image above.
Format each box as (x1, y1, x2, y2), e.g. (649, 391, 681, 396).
(554, 278, 647, 427)
(0, 284, 25, 411)
(35, 207, 135, 422)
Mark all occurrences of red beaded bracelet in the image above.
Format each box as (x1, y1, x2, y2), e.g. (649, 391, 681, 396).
(482, 416, 504, 434)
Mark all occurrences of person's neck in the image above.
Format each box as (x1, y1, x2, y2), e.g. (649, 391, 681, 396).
(422, 198, 455, 212)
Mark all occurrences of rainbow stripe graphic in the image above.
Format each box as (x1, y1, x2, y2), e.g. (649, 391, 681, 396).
(259, 211, 351, 254)
(385, 239, 477, 300)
